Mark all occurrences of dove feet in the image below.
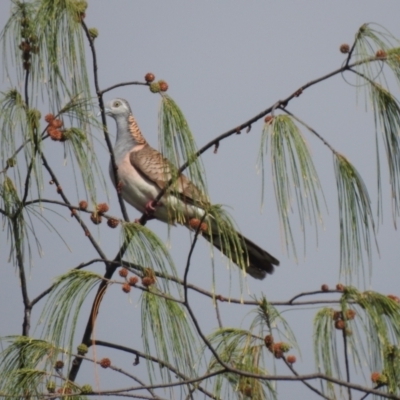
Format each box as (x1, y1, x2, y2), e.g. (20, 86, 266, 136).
(143, 199, 160, 220)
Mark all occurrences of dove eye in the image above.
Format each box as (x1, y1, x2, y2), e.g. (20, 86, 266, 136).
(113, 101, 121, 107)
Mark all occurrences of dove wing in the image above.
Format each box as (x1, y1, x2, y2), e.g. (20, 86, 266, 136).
(129, 144, 209, 207)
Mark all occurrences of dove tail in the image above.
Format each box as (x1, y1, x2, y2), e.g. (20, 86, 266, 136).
(202, 230, 279, 280)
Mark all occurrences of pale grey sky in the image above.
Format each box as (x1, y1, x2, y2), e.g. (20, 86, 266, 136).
(1, 1, 400, 398)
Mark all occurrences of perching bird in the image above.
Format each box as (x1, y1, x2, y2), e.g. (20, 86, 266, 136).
(104, 98, 279, 279)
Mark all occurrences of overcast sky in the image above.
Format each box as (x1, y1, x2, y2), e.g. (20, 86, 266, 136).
(1, 1, 400, 398)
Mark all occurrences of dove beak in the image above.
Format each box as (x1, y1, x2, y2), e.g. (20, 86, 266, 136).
(97, 107, 111, 117)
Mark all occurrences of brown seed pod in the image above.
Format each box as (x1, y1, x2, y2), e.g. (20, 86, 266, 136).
(79, 200, 88, 210)
(107, 218, 119, 228)
(264, 115, 273, 124)
(54, 360, 64, 369)
(48, 128, 63, 141)
(335, 319, 345, 330)
(264, 334, 274, 349)
(189, 218, 200, 229)
(340, 43, 350, 53)
(286, 355, 296, 364)
(122, 283, 131, 293)
(159, 80, 168, 92)
(51, 119, 63, 128)
(371, 372, 380, 383)
(96, 203, 109, 214)
(272, 343, 284, 359)
(45, 113, 55, 123)
(332, 310, 343, 321)
(56, 185, 62, 194)
(189, 218, 208, 232)
(145, 72, 155, 83)
(142, 276, 154, 287)
(90, 212, 102, 225)
(119, 268, 129, 278)
(376, 49, 387, 59)
(321, 284, 329, 292)
(100, 358, 111, 368)
(336, 283, 344, 291)
(129, 276, 139, 286)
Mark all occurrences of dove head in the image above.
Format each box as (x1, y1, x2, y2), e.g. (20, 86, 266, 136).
(105, 98, 147, 146)
(104, 98, 132, 119)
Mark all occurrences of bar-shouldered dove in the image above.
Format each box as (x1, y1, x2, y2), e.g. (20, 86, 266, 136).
(105, 98, 279, 279)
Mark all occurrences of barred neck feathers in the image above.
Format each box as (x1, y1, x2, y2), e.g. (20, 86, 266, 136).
(128, 114, 146, 145)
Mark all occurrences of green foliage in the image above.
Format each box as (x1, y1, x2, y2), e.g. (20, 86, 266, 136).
(39, 270, 102, 354)
(251, 297, 299, 354)
(64, 126, 105, 204)
(0, 337, 63, 398)
(313, 307, 342, 395)
(1, 1, 91, 106)
(121, 222, 179, 293)
(369, 83, 400, 223)
(352, 24, 400, 87)
(0, 90, 33, 187)
(205, 299, 297, 399)
(141, 291, 199, 385)
(0, 176, 30, 265)
(350, 24, 400, 225)
(207, 329, 275, 399)
(258, 115, 324, 259)
(314, 287, 400, 396)
(334, 154, 376, 280)
(159, 94, 208, 202)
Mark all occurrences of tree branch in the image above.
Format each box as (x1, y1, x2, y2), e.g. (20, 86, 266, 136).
(80, 20, 129, 223)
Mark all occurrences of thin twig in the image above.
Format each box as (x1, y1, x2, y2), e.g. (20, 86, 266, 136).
(40, 154, 107, 260)
(100, 81, 148, 95)
(342, 328, 352, 400)
(12, 218, 31, 336)
(288, 289, 343, 304)
(183, 214, 206, 300)
(283, 357, 333, 400)
(94, 340, 219, 400)
(24, 68, 29, 108)
(282, 108, 339, 155)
